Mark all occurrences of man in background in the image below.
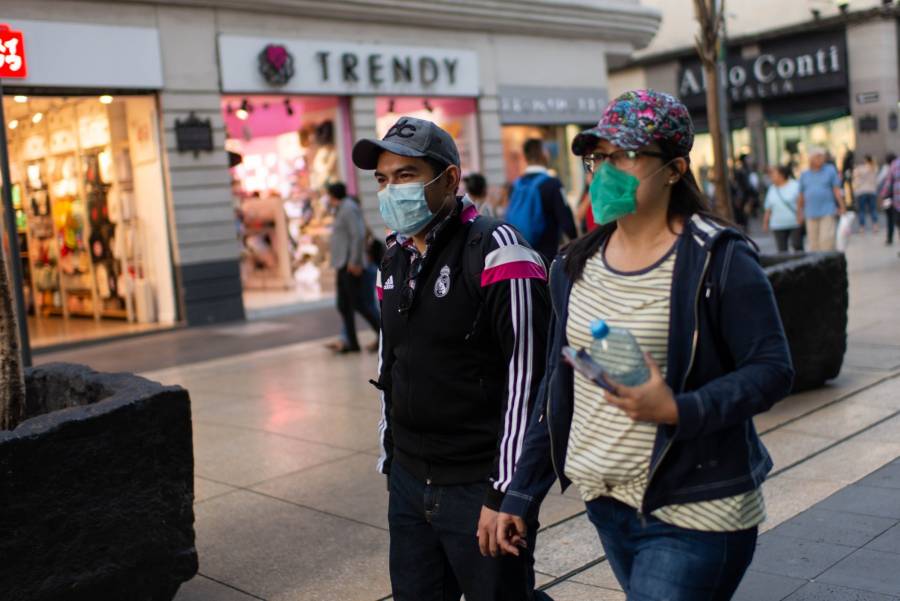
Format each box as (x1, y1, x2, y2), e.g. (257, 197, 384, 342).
(798, 147, 846, 252)
(328, 182, 380, 353)
(506, 138, 576, 263)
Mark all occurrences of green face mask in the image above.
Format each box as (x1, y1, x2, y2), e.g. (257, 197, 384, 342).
(589, 161, 641, 225)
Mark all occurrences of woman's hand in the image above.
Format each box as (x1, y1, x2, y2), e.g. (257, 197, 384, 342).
(604, 353, 679, 425)
(496, 512, 529, 557)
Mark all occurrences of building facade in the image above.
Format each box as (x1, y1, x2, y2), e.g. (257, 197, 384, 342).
(1, 0, 660, 347)
(609, 4, 900, 176)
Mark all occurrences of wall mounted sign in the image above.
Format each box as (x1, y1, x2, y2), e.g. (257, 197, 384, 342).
(498, 86, 608, 125)
(0, 24, 27, 78)
(219, 35, 479, 96)
(855, 91, 879, 105)
(4, 19, 162, 88)
(175, 112, 214, 156)
(858, 114, 879, 133)
(258, 44, 295, 86)
(678, 30, 848, 109)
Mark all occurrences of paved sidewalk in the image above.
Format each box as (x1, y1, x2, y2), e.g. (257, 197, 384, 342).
(38, 224, 899, 601)
(734, 458, 900, 601)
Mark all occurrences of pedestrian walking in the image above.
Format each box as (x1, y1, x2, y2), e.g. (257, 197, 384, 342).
(494, 89, 794, 601)
(328, 182, 380, 354)
(853, 155, 879, 233)
(353, 117, 553, 601)
(464, 172, 495, 217)
(763, 165, 804, 252)
(878, 153, 897, 245)
(798, 147, 846, 251)
(878, 153, 900, 257)
(505, 138, 577, 264)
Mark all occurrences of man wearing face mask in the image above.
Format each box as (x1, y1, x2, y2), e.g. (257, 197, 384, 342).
(353, 117, 552, 601)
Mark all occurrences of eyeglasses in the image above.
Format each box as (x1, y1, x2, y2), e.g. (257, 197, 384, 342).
(582, 150, 666, 174)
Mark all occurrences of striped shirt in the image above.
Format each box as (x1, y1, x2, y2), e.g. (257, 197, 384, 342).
(564, 241, 766, 532)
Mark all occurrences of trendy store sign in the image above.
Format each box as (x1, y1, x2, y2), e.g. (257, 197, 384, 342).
(678, 30, 848, 107)
(219, 35, 479, 97)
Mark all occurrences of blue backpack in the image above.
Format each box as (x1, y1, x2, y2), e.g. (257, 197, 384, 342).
(505, 173, 549, 247)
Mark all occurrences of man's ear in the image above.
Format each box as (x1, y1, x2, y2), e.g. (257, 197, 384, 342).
(446, 165, 462, 195)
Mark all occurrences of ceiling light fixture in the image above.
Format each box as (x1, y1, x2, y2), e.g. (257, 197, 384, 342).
(13, 95, 27, 103)
(236, 98, 251, 120)
(32, 112, 43, 124)
(99, 95, 114, 104)
(284, 98, 294, 116)
(8, 119, 18, 130)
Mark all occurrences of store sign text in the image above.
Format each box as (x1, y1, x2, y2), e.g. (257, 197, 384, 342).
(499, 86, 609, 125)
(0, 23, 28, 78)
(316, 51, 459, 87)
(678, 32, 848, 108)
(219, 36, 479, 97)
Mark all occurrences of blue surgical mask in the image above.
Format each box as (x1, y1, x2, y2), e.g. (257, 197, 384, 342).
(377, 170, 446, 235)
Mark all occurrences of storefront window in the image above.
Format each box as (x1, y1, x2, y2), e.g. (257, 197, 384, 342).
(765, 115, 856, 171)
(223, 95, 352, 309)
(375, 97, 480, 173)
(4, 94, 176, 348)
(501, 124, 587, 207)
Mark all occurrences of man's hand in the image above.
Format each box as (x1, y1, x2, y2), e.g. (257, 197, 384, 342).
(604, 353, 679, 425)
(496, 512, 528, 557)
(347, 263, 363, 276)
(477, 506, 500, 557)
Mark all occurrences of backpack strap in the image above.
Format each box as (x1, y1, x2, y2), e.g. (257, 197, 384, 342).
(463, 215, 505, 300)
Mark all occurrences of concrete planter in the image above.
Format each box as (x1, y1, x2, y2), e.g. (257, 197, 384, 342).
(762, 251, 848, 392)
(0, 363, 197, 601)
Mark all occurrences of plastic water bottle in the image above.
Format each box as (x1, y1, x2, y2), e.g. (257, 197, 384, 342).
(589, 319, 650, 387)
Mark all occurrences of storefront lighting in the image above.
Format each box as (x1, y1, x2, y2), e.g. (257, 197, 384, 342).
(423, 99, 434, 113)
(236, 98, 251, 120)
(13, 95, 27, 103)
(284, 98, 294, 116)
(99, 95, 114, 104)
(32, 112, 43, 124)
(836, 0, 849, 13)
(8, 119, 18, 130)
(388, 99, 396, 113)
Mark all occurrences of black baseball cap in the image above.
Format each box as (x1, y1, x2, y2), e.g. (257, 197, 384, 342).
(352, 117, 460, 170)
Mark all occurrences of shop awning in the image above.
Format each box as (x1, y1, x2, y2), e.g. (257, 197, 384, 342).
(762, 90, 850, 127)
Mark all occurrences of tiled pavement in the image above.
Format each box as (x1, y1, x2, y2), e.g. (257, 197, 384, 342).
(734, 459, 900, 601)
(38, 228, 900, 600)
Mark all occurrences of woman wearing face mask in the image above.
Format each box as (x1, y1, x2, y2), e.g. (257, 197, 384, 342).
(495, 90, 794, 600)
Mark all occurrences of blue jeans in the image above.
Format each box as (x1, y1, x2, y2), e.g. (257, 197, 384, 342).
(586, 496, 757, 601)
(856, 192, 878, 228)
(388, 461, 551, 601)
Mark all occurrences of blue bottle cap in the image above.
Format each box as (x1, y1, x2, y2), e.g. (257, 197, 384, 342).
(590, 319, 610, 340)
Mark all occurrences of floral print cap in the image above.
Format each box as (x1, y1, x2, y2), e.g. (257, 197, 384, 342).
(571, 89, 694, 157)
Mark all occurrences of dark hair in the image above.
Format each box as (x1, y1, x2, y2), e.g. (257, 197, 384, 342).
(775, 164, 793, 181)
(523, 138, 545, 163)
(563, 139, 733, 283)
(464, 173, 487, 197)
(886, 153, 897, 164)
(424, 156, 450, 178)
(865, 154, 874, 164)
(326, 181, 347, 199)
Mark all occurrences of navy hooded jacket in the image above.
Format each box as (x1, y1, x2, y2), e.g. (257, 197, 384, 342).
(500, 214, 795, 519)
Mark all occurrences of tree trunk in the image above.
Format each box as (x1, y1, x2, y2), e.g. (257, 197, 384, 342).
(703, 62, 734, 220)
(694, 0, 735, 221)
(0, 231, 26, 430)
